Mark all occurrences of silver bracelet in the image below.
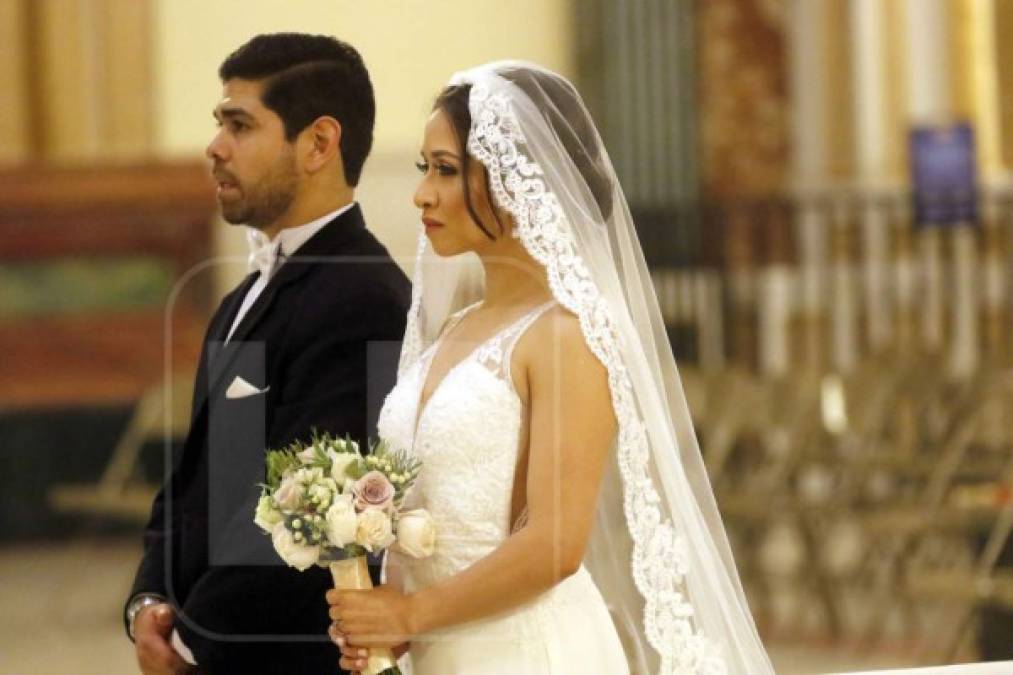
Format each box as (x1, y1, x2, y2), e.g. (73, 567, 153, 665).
(127, 594, 167, 641)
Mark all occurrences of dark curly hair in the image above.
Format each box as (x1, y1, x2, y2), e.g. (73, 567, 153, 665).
(433, 67, 613, 239)
(219, 33, 375, 186)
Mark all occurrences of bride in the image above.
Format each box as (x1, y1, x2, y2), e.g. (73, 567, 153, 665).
(326, 61, 773, 674)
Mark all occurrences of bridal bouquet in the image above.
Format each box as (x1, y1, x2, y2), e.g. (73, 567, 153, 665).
(254, 430, 434, 675)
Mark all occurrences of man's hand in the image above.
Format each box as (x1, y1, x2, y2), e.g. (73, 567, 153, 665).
(134, 603, 192, 675)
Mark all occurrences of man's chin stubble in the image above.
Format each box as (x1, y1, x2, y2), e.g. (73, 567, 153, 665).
(220, 203, 252, 225)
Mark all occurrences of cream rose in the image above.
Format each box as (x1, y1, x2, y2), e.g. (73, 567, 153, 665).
(355, 508, 395, 553)
(395, 509, 436, 559)
(254, 494, 284, 533)
(351, 470, 395, 513)
(328, 450, 360, 484)
(324, 493, 358, 547)
(271, 522, 320, 571)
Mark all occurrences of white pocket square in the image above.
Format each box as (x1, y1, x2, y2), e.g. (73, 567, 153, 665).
(225, 375, 270, 399)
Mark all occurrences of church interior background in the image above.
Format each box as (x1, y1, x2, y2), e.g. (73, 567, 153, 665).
(2, 0, 1013, 672)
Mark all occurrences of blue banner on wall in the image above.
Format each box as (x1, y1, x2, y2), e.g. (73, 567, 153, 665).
(909, 123, 978, 227)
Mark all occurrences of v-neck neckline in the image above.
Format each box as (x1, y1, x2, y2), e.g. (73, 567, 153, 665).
(409, 300, 554, 444)
(410, 302, 482, 443)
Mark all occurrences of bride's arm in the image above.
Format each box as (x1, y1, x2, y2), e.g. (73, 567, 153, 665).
(410, 309, 616, 633)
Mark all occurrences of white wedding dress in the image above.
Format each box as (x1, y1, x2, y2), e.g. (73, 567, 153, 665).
(378, 300, 630, 674)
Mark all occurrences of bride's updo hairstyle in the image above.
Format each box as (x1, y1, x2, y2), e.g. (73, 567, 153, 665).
(433, 67, 613, 241)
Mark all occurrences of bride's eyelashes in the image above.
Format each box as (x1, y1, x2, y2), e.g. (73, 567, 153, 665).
(415, 159, 459, 176)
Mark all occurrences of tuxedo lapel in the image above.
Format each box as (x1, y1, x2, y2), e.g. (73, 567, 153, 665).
(198, 204, 367, 409)
(186, 272, 258, 420)
(215, 272, 259, 342)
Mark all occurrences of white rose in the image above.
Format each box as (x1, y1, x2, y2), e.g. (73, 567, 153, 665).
(273, 475, 302, 513)
(355, 508, 395, 553)
(294, 466, 325, 485)
(328, 451, 360, 484)
(395, 509, 436, 559)
(254, 494, 283, 533)
(271, 522, 320, 571)
(307, 481, 335, 508)
(324, 493, 358, 547)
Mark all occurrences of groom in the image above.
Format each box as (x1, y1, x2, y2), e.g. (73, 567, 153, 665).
(126, 34, 410, 674)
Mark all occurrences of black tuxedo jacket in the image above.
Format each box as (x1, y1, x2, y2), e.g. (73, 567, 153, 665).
(128, 204, 411, 674)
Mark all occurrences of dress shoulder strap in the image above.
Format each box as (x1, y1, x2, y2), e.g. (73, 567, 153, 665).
(475, 300, 558, 387)
(423, 301, 481, 360)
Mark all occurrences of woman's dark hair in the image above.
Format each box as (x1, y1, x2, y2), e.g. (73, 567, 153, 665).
(219, 33, 374, 186)
(432, 84, 502, 240)
(432, 68, 614, 239)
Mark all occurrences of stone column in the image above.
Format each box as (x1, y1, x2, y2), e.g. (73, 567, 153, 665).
(32, 0, 153, 162)
(788, 0, 831, 372)
(850, 0, 893, 354)
(905, 0, 950, 355)
(0, 0, 30, 163)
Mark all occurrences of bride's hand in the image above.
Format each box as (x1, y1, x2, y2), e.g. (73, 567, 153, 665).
(326, 584, 419, 649)
(330, 624, 410, 672)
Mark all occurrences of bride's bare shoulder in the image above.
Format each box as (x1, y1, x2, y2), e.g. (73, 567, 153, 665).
(516, 304, 615, 433)
(516, 304, 607, 383)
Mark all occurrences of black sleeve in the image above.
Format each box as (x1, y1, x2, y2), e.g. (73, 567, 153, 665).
(123, 486, 169, 637)
(125, 292, 233, 636)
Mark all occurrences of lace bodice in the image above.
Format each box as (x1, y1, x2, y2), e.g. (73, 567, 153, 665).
(378, 300, 556, 589)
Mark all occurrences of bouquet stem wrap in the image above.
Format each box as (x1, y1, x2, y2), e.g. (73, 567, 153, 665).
(329, 556, 400, 675)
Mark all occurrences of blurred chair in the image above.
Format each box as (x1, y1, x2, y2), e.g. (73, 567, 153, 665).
(896, 370, 1013, 663)
(48, 374, 193, 521)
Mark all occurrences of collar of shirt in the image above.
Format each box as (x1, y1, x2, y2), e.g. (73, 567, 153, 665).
(245, 201, 356, 276)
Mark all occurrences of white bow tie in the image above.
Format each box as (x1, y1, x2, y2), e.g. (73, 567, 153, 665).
(246, 229, 285, 278)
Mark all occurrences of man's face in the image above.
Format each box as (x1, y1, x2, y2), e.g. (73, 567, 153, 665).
(207, 78, 298, 228)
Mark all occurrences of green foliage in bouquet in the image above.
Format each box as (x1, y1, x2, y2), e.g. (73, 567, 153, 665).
(264, 447, 302, 488)
(262, 428, 365, 489)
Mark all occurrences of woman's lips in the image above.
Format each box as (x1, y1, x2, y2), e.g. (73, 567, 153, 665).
(422, 217, 443, 230)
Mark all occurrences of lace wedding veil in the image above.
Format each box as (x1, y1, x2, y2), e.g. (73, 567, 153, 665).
(397, 61, 774, 675)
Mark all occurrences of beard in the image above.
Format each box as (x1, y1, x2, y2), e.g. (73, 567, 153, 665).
(220, 150, 298, 228)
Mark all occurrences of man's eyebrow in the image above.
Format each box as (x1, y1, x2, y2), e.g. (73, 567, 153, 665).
(213, 107, 255, 121)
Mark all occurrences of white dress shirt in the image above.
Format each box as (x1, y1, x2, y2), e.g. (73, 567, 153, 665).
(224, 202, 356, 343)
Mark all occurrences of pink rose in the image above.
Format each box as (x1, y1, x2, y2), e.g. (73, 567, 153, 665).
(273, 475, 302, 513)
(351, 470, 395, 513)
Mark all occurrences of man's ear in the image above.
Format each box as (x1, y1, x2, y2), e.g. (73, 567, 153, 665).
(301, 116, 342, 174)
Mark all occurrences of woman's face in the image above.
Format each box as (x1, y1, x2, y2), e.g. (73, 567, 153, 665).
(413, 109, 504, 257)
